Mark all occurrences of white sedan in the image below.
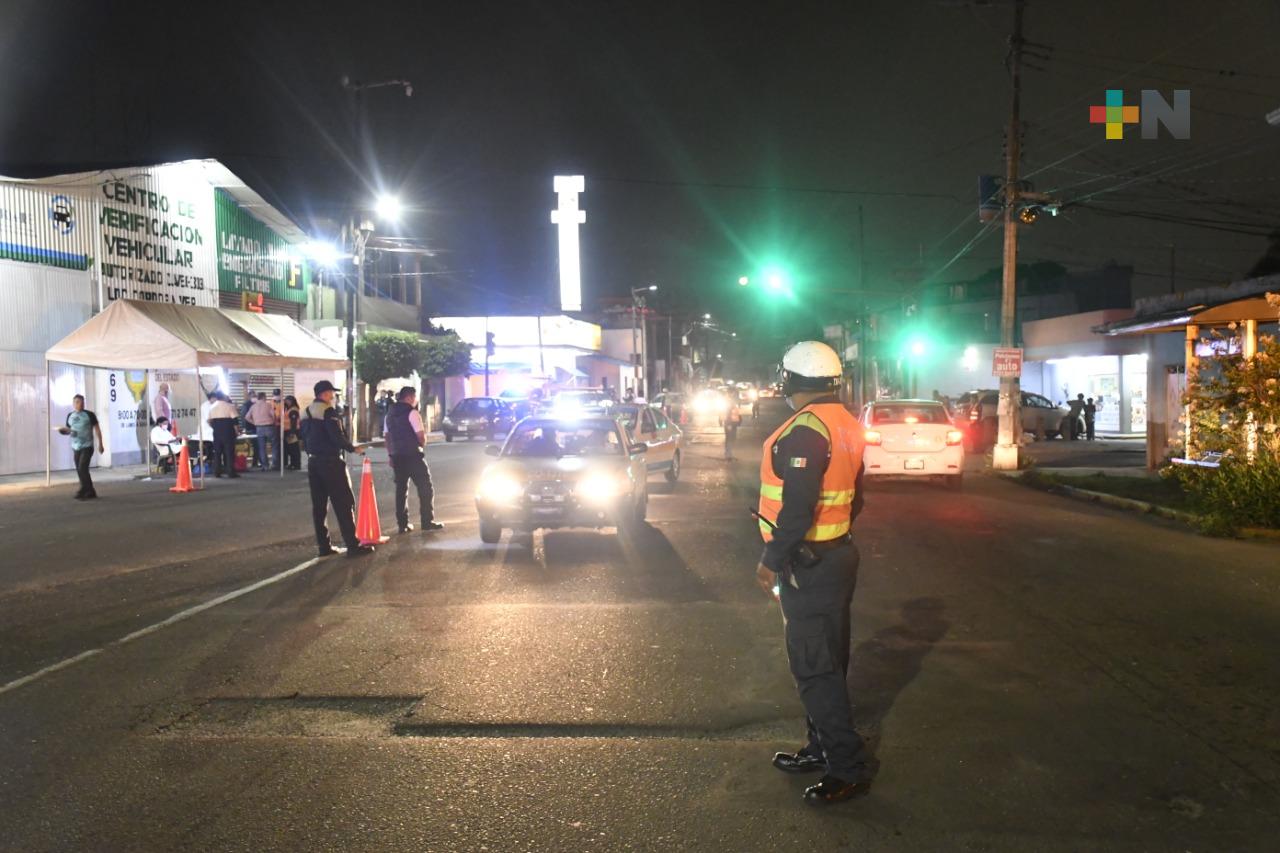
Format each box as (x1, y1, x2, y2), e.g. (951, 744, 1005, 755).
(860, 400, 965, 489)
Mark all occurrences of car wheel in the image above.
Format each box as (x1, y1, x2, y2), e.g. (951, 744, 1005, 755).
(479, 518, 502, 544)
(664, 451, 681, 483)
(444, 431, 454, 443)
(945, 474, 964, 491)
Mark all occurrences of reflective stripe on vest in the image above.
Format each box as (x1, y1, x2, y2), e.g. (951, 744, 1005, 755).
(758, 402, 865, 543)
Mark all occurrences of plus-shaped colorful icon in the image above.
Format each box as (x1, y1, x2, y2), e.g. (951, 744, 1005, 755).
(1089, 90, 1140, 140)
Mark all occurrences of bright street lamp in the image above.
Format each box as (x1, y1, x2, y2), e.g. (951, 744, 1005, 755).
(375, 194, 403, 222)
(703, 313, 712, 321)
(303, 241, 341, 267)
(738, 276, 750, 286)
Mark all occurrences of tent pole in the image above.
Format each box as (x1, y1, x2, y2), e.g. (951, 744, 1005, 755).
(197, 367, 206, 490)
(144, 373, 152, 477)
(45, 359, 52, 487)
(279, 367, 285, 478)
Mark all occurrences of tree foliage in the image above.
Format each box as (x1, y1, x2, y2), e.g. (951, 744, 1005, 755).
(420, 331, 472, 379)
(1166, 300, 1280, 532)
(354, 331, 426, 386)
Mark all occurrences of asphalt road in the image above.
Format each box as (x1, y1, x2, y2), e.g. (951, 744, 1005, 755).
(0, 413, 1277, 851)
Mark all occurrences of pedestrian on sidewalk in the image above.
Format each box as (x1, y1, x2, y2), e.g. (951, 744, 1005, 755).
(57, 393, 104, 500)
(1084, 397, 1097, 441)
(756, 341, 871, 807)
(721, 394, 743, 460)
(246, 392, 279, 471)
(301, 380, 372, 558)
(239, 389, 260, 467)
(207, 391, 240, 478)
(1067, 393, 1086, 440)
(384, 386, 443, 534)
(282, 395, 302, 470)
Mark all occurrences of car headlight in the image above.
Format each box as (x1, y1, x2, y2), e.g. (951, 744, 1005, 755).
(576, 472, 629, 502)
(443, 417, 453, 426)
(477, 473, 523, 502)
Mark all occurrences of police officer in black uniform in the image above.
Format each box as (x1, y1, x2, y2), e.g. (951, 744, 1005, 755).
(301, 380, 373, 558)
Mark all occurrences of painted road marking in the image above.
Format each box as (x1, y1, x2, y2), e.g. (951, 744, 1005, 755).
(0, 556, 322, 698)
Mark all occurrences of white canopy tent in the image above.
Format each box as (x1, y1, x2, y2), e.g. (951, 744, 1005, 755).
(44, 299, 347, 486)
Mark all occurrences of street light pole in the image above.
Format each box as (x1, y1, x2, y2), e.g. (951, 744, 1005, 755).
(630, 285, 657, 398)
(993, 0, 1025, 471)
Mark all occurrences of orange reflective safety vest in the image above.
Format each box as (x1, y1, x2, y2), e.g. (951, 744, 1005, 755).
(758, 401, 865, 543)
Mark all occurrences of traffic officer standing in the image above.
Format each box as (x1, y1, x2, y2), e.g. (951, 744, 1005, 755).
(383, 386, 444, 535)
(301, 380, 373, 558)
(755, 341, 871, 806)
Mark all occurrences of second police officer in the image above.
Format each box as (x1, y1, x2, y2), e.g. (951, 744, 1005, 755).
(755, 341, 872, 806)
(301, 380, 374, 558)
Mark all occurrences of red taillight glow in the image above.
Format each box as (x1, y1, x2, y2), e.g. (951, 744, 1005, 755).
(946, 429, 964, 446)
(864, 430, 882, 446)
(904, 415, 919, 424)
(968, 409, 978, 420)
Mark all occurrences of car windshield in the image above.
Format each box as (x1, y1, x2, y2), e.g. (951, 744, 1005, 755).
(612, 405, 641, 429)
(871, 404, 950, 425)
(454, 398, 494, 416)
(506, 422, 622, 457)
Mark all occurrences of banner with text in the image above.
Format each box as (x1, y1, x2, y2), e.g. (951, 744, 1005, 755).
(97, 164, 218, 307)
(215, 189, 308, 304)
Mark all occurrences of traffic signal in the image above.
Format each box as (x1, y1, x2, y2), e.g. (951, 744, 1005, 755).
(240, 292, 264, 313)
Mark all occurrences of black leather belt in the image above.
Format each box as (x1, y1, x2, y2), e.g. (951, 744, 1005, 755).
(808, 534, 852, 554)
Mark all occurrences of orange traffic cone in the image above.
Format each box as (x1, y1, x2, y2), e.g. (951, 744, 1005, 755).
(169, 442, 198, 493)
(355, 457, 388, 545)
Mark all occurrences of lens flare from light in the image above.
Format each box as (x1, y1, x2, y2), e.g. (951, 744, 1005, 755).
(477, 472, 522, 502)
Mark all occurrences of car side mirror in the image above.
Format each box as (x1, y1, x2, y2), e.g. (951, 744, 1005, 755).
(484, 445, 501, 457)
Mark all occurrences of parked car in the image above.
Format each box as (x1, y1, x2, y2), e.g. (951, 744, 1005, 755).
(613, 403, 684, 482)
(956, 389, 1074, 448)
(442, 397, 516, 442)
(474, 415, 648, 543)
(860, 399, 965, 489)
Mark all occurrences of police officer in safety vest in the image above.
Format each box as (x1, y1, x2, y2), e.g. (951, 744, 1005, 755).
(756, 340, 871, 806)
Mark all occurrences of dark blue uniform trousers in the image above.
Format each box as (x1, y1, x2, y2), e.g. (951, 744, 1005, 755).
(778, 540, 871, 781)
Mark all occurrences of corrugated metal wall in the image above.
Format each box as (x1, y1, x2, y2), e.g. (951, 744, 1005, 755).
(0, 260, 93, 475)
(0, 181, 96, 272)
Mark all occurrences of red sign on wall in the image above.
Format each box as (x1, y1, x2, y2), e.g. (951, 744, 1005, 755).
(992, 347, 1023, 378)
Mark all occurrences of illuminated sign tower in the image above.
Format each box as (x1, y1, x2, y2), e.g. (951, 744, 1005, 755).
(551, 175, 585, 312)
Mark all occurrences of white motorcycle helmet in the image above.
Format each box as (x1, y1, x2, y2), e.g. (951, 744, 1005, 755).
(780, 341, 842, 396)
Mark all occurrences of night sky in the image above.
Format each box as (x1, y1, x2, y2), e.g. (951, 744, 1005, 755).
(4, 0, 1279, 347)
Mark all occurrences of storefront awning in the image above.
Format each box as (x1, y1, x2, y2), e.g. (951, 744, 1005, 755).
(45, 299, 347, 370)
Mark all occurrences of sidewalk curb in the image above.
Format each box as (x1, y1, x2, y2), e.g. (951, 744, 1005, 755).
(995, 470, 1279, 542)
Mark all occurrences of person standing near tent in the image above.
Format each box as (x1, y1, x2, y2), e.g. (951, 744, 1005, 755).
(282, 395, 302, 470)
(301, 380, 373, 558)
(207, 391, 240, 478)
(57, 393, 104, 500)
(246, 392, 279, 471)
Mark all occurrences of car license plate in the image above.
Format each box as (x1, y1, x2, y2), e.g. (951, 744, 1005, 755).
(904, 458, 925, 470)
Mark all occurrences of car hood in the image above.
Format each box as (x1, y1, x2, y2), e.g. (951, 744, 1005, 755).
(484, 455, 629, 481)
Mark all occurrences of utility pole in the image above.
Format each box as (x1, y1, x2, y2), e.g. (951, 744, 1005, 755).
(993, 0, 1025, 471)
(858, 204, 867, 409)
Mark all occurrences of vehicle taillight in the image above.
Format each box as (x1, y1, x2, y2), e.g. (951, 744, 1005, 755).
(864, 429, 882, 446)
(904, 415, 919, 424)
(968, 409, 978, 420)
(946, 429, 964, 446)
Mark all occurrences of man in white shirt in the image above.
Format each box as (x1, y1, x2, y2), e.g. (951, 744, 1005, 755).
(207, 391, 241, 478)
(383, 386, 442, 534)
